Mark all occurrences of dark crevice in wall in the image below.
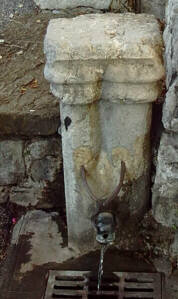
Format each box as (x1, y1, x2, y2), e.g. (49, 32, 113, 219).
(150, 101, 164, 208)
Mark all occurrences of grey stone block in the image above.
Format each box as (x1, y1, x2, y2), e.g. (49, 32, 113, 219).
(163, 80, 178, 132)
(11, 210, 77, 273)
(152, 133, 178, 227)
(141, 0, 166, 19)
(10, 137, 62, 208)
(0, 141, 25, 185)
(24, 138, 61, 182)
(34, 0, 111, 10)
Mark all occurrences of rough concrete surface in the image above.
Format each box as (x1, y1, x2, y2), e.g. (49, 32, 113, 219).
(0, 13, 60, 136)
(0, 0, 37, 31)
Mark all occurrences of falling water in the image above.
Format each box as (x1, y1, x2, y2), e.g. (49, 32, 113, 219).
(97, 244, 109, 292)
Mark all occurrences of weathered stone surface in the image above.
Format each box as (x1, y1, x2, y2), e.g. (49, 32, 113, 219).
(164, 0, 178, 89)
(162, 0, 178, 132)
(45, 13, 164, 63)
(170, 232, 178, 260)
(10, 137, 63, 208)
(0, 14, 60, 136)
(162, 80, 178, 132)
(152, 133, 178, 227)
(34, 0, 165, 15)
(166, 272, 178, 299)
(0, 187, 9, 204)
(34, 0, 111, 10)
(11, 211, 77, 273)
(10, 183, 45, 207)
(59, 100, 152, 251)
(152, 0, 178, 232)
(141, 0, 166, 19)
(44, 13, 164, 251)
(0, 80, 60, 136)
(24, 138, 61, 182)
(0, 141, 25, 185)
(45, 14, 164, 105)
(153, 258, 173, 277)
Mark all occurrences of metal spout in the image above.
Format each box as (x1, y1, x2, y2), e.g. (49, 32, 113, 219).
(81, 161, 126, 246)
(94, 212, 116, 245)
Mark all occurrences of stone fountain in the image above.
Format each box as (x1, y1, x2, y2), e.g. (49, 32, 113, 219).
(44, 13, 164, 252)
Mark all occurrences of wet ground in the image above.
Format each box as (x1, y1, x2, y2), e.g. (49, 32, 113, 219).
(1, 241, 155, 299)
(1, 239, 177, 299)
(0, 209, 177, 299)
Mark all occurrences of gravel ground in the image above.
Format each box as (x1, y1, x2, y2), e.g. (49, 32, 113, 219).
(0, 0, 38, 31)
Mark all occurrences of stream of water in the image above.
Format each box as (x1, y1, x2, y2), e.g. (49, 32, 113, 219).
(97, 244, 109, 292)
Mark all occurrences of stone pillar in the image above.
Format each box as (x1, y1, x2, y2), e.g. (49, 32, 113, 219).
(44, 13, 164, 252)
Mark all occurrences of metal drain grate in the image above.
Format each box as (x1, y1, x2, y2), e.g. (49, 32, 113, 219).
(44, 271, 165, 299)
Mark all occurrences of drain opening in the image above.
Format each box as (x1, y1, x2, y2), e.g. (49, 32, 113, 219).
(44, 271, 164, 299)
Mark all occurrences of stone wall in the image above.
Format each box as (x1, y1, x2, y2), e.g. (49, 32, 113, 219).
(0, 137, 63, 208)
(0, 67, 63, 209)
(33, 0, 166, 18)
(34, 0, 140, 11)
(0, 12, 65, 210)
(152, 0, 178, 261)
(141, 0, 166, 19)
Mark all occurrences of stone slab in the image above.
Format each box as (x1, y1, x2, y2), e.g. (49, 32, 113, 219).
(0, 74, 60, 136)
(45, 13, 164, 65)
(34, 0, 111, 10)
(11, 210, 77, 273)
(0, 14, 60, 136)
